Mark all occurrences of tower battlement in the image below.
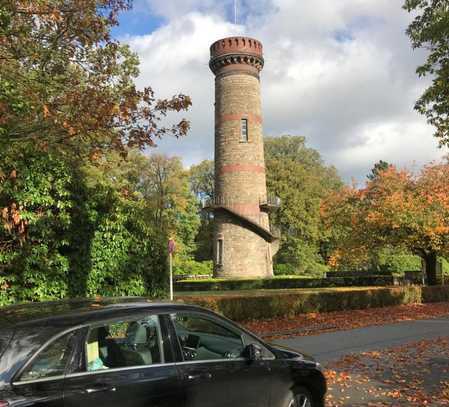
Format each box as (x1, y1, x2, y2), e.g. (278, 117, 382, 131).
(209, 36, 264, 77)
(210, 36, 263, 57)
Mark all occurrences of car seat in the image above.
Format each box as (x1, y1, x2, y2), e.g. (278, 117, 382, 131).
(125, 322, 153, 365)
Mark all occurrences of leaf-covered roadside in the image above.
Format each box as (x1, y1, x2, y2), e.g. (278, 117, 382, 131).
(325, 337, 449, 406)
(242, 302, 449, 340)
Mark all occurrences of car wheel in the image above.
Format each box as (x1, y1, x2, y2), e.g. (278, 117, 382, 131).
(285, 386, 314, 407)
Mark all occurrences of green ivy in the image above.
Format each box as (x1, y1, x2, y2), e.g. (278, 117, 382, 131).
(0, 145, 169, 306)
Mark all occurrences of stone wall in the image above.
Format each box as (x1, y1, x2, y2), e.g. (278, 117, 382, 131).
(213, 211, 273, 278)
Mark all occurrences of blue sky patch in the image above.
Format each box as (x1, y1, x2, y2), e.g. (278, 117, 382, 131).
(111, 1, 166, 39)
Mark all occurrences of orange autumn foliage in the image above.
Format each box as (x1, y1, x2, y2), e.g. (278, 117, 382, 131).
(321, 163, 449, 273)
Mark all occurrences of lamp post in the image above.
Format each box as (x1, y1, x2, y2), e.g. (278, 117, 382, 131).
(168, 238, 176, 301)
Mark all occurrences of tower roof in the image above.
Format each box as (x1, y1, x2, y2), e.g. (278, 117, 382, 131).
(209, 36, 264, 76)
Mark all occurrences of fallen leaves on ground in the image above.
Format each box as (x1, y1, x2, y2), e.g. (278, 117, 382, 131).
(324, 337, 449, 406)
(242, 302, 449, 340)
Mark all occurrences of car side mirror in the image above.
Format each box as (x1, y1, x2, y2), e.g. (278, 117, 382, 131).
(244, 343, 263, 361)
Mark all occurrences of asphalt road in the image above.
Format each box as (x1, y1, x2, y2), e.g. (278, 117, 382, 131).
(274, 315, 449, 363)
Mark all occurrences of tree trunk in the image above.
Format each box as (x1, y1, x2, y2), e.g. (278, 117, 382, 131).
(423, 251, 438, 286)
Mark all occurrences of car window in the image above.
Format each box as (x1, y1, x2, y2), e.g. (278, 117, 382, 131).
(86, 315, 165, 372)
(19, 331, 76, 382)
(171, 313, 245, 361)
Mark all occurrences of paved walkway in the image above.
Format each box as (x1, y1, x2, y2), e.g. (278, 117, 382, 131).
(274, 315, 449, 363)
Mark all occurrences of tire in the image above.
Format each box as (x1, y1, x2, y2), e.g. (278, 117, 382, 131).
(284, 386, 314, 407)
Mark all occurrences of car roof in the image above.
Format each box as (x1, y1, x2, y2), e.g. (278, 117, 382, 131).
(0, 297, 204, 329)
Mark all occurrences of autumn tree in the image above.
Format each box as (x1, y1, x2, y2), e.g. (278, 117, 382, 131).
(265, 135, 342, 275)
(1, 0, 191, 244)
(322, 163, 449, 285)
(404, 0, 449, 145)
(0, 0, 191, 157)
(0, 1, 192, 303)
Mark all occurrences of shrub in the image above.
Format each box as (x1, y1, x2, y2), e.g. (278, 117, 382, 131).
(173, 259, 212, 276)
(422, 285, 449, 303)
(373, 249, 422, 274)
(175, 275, 400, 292)
(180, 286, 424, 321)
(442, 258, 449, 276)
(0, 148, 73, 306)
(273, 263, 297, 276)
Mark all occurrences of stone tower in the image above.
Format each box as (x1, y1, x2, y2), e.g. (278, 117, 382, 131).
(208, 36, 279, 279)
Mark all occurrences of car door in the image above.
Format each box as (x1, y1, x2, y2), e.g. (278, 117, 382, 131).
(62, 313, 184, 407)
(167, 311, 272, 407)
(8, 329, 81, 407)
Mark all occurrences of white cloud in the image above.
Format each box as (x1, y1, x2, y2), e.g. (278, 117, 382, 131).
(331, 120, 442, 182)
(124, 0, 448, 181)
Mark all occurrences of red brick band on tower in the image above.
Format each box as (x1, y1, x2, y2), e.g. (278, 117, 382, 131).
(209, 36, 278, 279)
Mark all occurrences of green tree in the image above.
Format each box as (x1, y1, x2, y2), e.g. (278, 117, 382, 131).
(404, 0, 449, 145)
(367, 160, 391, 181)
(264, 135, 343, 275)
(189, 160, 214, 202)
(85, 151, 201, 257)
(189, 160, 214, 261)
(140, 155, 199, 243)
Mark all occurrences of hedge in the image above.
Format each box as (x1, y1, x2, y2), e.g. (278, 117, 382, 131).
(178, 285, 449, 322)
(422, 285, 449, 303)
(325, 271, 394, 278)
(175, 275, 403, 292)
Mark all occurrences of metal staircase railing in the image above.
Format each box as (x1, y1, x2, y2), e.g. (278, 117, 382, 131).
(202, 194, 281, 210)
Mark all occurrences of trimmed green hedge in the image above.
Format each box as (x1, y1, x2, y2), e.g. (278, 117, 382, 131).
(175, 275, 401, 292)
(422, 285, 449, 303)
(178, 285, 449, 322)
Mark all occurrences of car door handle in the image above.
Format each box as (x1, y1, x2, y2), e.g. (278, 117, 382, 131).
(187, 373, 212, 381)
(85, 385, 117, 394)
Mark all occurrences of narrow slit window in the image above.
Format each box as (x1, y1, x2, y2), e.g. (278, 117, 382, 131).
(216, 239, 224, 265)
(240, 118, 248, 142)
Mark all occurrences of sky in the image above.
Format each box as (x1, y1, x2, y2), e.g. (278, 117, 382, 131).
(113, 0, 448, 183)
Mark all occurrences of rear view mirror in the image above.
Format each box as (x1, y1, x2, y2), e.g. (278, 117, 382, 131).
(244, 343, 263, 361)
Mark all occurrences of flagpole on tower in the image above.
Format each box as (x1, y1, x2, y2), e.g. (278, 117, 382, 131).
(234, 0, 237, 25)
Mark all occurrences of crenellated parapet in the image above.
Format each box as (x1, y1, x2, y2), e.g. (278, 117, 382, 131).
(209, 36, 264, 78)
(210, 36, 263, 57)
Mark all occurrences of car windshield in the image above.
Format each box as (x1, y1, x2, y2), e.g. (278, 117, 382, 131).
(0, 330, 13, 357)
